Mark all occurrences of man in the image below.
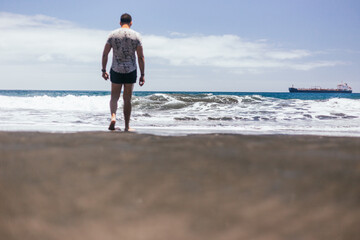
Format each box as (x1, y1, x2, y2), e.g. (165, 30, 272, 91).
(101, 13, 145, 131)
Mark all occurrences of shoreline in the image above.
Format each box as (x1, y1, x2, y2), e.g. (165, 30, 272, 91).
(1, 129, 360, 138)
(1, 131, 360, 240)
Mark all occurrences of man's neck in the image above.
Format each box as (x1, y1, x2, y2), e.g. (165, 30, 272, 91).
(121, 24, 130, 29)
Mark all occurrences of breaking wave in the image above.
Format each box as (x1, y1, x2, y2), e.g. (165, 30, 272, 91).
(0, 91, 359, 136)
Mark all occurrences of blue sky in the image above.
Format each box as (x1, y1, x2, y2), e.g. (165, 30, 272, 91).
(0, 0, 359, 92)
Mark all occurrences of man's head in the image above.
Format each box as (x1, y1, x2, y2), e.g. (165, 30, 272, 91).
(120, 13, 132, 27)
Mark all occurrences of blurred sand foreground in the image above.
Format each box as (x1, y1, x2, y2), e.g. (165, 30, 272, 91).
(0, 131, 359, 240)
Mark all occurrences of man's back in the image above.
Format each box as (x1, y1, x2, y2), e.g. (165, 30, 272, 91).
(107, 28, 142, 74)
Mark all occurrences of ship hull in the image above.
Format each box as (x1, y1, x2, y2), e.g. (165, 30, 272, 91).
(289, 88, 352, 93)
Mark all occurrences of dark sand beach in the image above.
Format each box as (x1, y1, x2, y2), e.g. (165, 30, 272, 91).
(0, 131, 359, 240)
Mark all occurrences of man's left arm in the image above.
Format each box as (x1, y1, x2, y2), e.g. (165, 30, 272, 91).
(136, 45, 145, 86)
(101, 43, 112, 80)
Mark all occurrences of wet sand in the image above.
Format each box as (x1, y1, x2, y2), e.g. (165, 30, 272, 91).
(0, 131, 359, 240)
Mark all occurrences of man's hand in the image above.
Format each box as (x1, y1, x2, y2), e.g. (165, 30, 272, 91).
(102, 72, 109, 80)
(139, 76, 145, 86)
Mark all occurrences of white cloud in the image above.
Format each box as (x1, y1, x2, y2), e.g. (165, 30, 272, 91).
(0, 12, 106, 65)
(144, 34, 343, 71)
(0, 12, 73, 29)
(0, 12, 344, 73)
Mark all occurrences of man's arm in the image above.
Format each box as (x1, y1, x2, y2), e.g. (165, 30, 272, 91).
(102, 43, 112, 80)
(136, 45, 145, 86)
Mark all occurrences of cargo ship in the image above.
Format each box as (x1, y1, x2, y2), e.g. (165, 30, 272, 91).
(289, 83, 352, 93)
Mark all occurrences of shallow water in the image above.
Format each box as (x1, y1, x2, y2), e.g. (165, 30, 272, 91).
(1, 90, 359, 136)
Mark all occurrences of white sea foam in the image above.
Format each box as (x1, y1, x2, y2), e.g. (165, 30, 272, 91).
(0, 95, 109, 112)
(0, 93, 359, 136)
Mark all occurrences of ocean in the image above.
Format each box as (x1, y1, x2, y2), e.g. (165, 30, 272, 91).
(0, 90, 359, 136)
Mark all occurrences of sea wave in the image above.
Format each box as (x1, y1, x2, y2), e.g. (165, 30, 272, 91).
(0, 92, 359, 136)
(0, 95, 109, 112)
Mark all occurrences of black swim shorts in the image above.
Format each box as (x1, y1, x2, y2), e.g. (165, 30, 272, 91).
(110, 69, 137, 84)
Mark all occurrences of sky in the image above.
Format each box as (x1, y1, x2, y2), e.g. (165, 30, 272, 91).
(0, 0, 359, 92)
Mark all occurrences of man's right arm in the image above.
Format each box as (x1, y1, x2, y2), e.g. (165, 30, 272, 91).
(136, 45, 145, 86)
(102, 43, 112, 80)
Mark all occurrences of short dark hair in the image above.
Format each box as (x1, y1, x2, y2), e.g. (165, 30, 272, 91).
(120, 13, 132, 24)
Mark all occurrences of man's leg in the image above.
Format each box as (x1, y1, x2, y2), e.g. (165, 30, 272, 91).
(123, 83, 134, 131)
(109, 83, 122, 130)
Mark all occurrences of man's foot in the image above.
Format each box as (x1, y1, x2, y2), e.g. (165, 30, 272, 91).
(108, 120, 116, 131)
(124, 127, 136, 132)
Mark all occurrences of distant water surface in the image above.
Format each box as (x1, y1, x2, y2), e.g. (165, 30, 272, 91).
(0, 90, 359, 136)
